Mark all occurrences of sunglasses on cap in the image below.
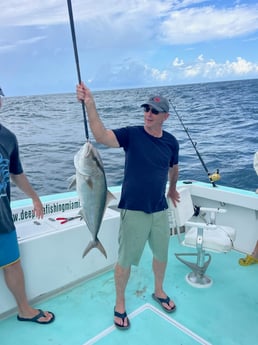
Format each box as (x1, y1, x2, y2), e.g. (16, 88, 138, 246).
(143, 105, 160, 115)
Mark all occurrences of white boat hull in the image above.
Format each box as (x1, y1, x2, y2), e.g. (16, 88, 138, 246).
(0, 188, 121, 318)
(0, 182, 257, 318)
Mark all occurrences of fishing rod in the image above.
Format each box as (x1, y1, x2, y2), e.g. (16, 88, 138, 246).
(169, 100, 220, 187)
(67, 0, 89, 140)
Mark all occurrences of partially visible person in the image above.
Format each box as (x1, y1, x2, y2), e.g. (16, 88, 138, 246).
(239, 151, 258, 266)
(77, 82, 179, 330)
(0, 87, 55, 324)
(254, 151, 258, 194)
(239, 241, 258, 266)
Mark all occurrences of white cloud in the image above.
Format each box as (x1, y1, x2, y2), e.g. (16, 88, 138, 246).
(0, 0, 169, 27)
(174, 56, 258, 80)
(0, 36, 46, 52)
(90, 55, 258, 88)
(227, 57, 258, 75)
(1, 1, 258, 95)
(160, 4, 258, 44)
(150, 68, 168, 81)
(173, 57, 184, 67)
(0, 1, 67, 26)
(1, 1, 258, 46)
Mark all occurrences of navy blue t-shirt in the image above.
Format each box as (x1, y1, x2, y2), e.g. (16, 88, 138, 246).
(113, 126, 179, 213)
(0, 124, 23, 233)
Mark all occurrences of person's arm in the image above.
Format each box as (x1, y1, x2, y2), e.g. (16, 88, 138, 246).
(77, 82, 119, 148)
(167, 164, 180, 207)
(10, 173, 44, 219)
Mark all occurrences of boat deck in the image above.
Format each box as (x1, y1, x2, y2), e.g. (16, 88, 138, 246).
(1, 236, 257, 345)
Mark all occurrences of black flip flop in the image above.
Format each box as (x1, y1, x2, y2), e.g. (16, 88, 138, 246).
(152, 293, 176, 313)
(114, 308, 130, 330)
(17, 309, 55, 324)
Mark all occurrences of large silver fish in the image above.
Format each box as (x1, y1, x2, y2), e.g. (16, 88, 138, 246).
(70, 141, 115, 258)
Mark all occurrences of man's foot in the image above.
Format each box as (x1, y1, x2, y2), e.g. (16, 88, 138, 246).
(17, 309, 55, 324)
(114, 307, 130, 330)
(152, 293, 176, 313)
(239, 254, 258, 266)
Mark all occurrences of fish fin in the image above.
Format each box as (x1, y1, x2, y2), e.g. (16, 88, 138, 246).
(96, 240, 107, 258)
(82, 239, 107, 259)
(67, 175, 76, 190)
(79, 209, 92, 230)
(76, 209, 84, 221)
(105, 190, 116, 208)
(86, 176, 94, 189)
(78, 209, 84, 218)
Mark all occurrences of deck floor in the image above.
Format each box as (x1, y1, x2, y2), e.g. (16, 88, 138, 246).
(1, 236, 257, 345)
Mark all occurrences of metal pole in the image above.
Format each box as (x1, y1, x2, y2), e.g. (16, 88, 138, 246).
(67, 0, 89, 140)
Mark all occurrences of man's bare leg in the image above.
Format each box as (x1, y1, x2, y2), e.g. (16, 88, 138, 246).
(4, 260, 53, 322)
(114, 263, 130, 327)
(152, 258, 175, 311)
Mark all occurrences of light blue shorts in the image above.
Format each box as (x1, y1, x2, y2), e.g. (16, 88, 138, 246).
(118, 209, 170, 268)
(0, 230, 20, 268)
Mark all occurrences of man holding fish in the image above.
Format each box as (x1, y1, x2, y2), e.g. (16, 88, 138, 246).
(77, 83, 179, 330)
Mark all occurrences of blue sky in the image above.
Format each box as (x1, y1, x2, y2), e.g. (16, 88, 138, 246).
(1, 0, 258, 96)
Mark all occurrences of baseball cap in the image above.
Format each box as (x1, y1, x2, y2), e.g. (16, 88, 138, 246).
(141, 95, 169, 113)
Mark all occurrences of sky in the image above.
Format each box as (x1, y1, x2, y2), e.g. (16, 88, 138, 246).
(0, 0, 258, 96)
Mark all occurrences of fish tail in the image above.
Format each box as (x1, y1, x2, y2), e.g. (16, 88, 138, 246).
(82, 239, 107, 259)
(96, 240, 107, 259)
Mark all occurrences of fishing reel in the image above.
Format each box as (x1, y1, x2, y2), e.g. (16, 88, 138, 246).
(208, 169, 221, 183)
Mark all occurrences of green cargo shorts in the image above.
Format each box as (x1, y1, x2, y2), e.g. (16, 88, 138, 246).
(117, 209, 170, 268)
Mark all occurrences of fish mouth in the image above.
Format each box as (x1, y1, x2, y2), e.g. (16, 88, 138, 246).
(84, 142, 92, 157)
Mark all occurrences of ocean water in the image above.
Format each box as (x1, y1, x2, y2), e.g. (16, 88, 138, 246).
(1, 79, 258, 201)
